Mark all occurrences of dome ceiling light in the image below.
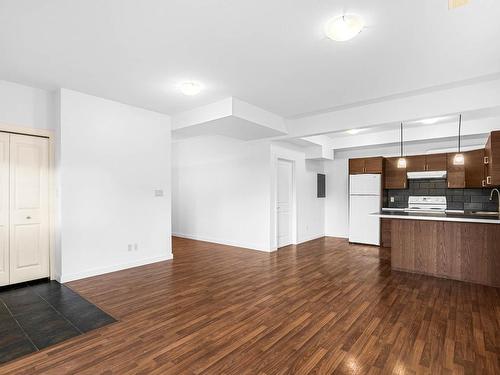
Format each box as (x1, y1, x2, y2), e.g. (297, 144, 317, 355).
(179, 81, 203, 96)
(324, 14, 364, 42)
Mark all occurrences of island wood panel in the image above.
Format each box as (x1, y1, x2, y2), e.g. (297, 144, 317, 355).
(380, 218, 391, 248)
(391, 219, 500, 287)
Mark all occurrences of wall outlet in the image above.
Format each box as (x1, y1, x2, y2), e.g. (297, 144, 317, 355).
(134, 243, 138, 251)
(127, 244, 132, 252)
(154, 189, 164, 197)
(390, 196, 395, 203)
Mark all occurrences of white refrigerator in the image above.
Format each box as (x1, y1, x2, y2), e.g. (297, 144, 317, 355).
(348, 174, 381, 245)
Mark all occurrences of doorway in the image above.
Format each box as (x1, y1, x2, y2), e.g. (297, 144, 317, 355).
(277, 159, 295, 248)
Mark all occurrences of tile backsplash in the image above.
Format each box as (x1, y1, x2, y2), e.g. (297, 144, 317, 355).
(384, 178, 498, 211)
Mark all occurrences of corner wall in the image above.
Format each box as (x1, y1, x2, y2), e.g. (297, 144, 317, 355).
(172, 136, 272, 251)
(59, 89, 172, 282)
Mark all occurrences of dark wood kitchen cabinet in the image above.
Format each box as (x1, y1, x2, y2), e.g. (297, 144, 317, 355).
(406, 155, 426, 172)
(447, 152, 465, 188)
(465, 149, 486, 188)
(485, 131, 500, 186)
(384, 157, 407, 189)
(426, 153, 448, 171)
(406, 153, 446, 172)
(349, 157, 383, 174)
(349, 158, 365, 174)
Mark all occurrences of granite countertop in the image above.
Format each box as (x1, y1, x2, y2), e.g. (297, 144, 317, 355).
(373, 208, 500, 224)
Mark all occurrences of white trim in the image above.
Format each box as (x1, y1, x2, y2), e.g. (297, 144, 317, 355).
(297, 234, 325, 244)
(173, 232, 272, 252)
(60, 253, 173, 283)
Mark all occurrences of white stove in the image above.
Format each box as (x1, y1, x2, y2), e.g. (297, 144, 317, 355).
(404, 196, 447, 213)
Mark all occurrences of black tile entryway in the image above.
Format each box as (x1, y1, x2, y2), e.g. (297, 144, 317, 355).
(0, 280, 116, 364)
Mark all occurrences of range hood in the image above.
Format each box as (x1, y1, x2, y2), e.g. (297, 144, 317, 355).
(407, 171, 447, 179)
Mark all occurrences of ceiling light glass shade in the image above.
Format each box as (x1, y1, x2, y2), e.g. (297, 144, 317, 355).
(453, 153, 465, 165)
(179, 81, 203, 96)
(397, 157, 407, 169)
(345, 128, 365, 135)
(324, 15, 364, 42)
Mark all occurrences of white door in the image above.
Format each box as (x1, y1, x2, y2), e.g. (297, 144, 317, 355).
(349, 195, 381, 245)
(9, 134, 49, 284)
(277, 159, 293, 248)
(0, 133, 9, 286)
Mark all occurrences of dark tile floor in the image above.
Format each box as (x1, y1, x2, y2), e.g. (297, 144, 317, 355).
(0, 279, 116, 364)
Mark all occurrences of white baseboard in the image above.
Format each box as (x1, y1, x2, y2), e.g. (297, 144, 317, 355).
(60, 253, 173, 283)
(297, 233, 325, 244)
(173, 232, 271, 252)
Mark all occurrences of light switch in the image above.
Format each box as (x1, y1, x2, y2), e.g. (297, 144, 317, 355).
(154, 189, 164, 197)
(390, 196, 395, 203)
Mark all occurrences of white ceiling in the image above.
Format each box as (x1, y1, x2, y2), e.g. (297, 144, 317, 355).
(0, 0, 499, 117)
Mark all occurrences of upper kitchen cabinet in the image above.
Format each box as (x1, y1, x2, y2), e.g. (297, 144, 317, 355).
(447, 153, 465, 188)
(465, 149, 486, 188)
(485, 131, 500, 186)
(425, 153, 447, 171)
(406, 153, 446, 172)
(384, 157, 407, 189)
(349, 158, 365, 174)
(406, 155, 426, 172)
(349, 157, 383, 174)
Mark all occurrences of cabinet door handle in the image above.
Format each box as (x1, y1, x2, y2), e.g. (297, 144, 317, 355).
(482, 180, 486, 187)
(484, 156, 489, 165)
(487, 176, 492, 185)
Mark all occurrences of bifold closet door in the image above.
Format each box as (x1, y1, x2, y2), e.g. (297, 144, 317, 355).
(9, 134, 49, 284)
(0, 133, 9, 286)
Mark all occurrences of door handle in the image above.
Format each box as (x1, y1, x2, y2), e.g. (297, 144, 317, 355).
(26, 216, 31, 219)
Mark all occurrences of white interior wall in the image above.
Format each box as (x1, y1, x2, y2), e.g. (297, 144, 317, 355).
(324, 136, 489, 238)
(59, 89, 172, 282)
(172, 136, 272, 251)
(270, 143, 325, 249)
(0, 80, 56, 130)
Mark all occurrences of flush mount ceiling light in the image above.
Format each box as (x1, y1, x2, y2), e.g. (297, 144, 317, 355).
(453, 114, 465, 165)
(419, 116, 449, 125)
(324, 14, 364, 42)
(345, 128, 366, 135)
(397, 123, 407, 168)
(178, 81, 203, 96)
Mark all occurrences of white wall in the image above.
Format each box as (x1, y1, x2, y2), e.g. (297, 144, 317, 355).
(0, 80, 56, 130)
(171, 137, 326, 252)
(59, 89, 172, 282)
(270, 143, 325, 248)
(172, 136, 272, 251)
(324, 136, 489, 238)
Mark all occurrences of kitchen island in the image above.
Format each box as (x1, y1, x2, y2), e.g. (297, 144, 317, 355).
(374, 210, 500, 287)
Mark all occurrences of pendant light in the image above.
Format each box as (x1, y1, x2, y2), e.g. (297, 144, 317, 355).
(397, 122, 407, 168)
(453, 114, 465, 165)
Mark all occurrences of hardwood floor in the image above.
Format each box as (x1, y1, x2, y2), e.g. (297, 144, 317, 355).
(1, 236, 499, 374)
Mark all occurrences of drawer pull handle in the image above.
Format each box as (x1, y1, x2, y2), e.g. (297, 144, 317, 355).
(484, 156, 489, 164)
(487, 176, 492, 185)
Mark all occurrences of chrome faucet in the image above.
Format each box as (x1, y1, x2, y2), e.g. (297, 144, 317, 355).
(489, 188, 500, 213)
